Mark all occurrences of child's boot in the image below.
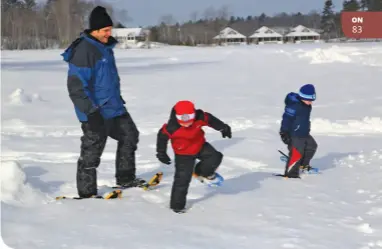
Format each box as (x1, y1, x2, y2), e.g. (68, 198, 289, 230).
(193, 172, 224, 187)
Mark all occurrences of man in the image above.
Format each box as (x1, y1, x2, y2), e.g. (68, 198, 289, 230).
(279, 84, 318, 178)
(61, 6, 144, 198)
(156, 100, 231, 213)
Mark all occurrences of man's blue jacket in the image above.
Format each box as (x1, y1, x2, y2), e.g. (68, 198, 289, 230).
(61, 31, 126, 122)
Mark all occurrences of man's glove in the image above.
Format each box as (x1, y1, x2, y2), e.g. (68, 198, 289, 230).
(156, 152, 171, 165)
(279, 131, 291, 145)
(221, 124, 232, 139)
(87, 110, 105, 132)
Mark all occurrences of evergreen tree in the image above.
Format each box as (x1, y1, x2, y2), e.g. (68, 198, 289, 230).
(3, 0, 22, 11)
(229, 16, 235, 24)
(258, 13, 266, 25)
(293, 12, 304, 26)
(368, 0, 382, 10)
(320, 0, 336, 39)
(24, 0, 36, 9)
(342, 0, 361, 11)
(359, 0, 370, 10)
(149, 26, 159, 42)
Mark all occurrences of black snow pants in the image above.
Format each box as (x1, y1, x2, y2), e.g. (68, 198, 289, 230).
(284, 135, 317, 178)
(170, 142, 223, 210)
(76, 112, 139, 197)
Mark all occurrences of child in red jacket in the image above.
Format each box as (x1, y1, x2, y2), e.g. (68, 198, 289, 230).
(156, 100, 232, 213)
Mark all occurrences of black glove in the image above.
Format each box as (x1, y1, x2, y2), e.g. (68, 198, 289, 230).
(156, 152, 171, 165)
(279, 131, 291, 145)
(221, 124, 232, 139)
(87, 110, 104, 132)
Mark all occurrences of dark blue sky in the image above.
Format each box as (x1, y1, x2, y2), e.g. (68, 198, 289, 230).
(105, 0, 344, 27)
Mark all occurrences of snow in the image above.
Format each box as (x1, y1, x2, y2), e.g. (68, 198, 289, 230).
(2, 42, 382, 249)
(286, 25, 320, 37)
(1, 161, 47, 206)
(112, 28, 145, 38)
(250, 26, 283, 38)
(213, 27, 247, 39)
(7, 88, 46, 105)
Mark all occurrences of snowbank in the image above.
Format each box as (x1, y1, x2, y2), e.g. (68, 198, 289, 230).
(275, 117, 382, 136)
(117, 41, 169, 49)
(335, 149, 382, 173)
(296, 45, 382, 67)
(8, 88, 45, 105)
(3, 41, 382, 249)
(137, 41, 169, 48)
(311, 117, 382, 135)
(298, 46, 353, 64)
(1, 161, 44, 206)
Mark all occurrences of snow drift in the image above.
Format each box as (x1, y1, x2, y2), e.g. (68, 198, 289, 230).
(311, 117, 382, 135)
(296, 44, 382, 67)
(8, 88, 45, 105)
(1, 161, 45, 206)
(2, 42, 382, 249)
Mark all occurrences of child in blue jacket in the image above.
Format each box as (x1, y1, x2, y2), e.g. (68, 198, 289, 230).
(279, 84, 318, 178)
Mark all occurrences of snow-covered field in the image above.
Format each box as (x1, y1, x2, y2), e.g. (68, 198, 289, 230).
(1, 42, 382, 249)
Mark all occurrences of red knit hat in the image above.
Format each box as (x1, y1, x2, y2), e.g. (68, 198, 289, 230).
(174, 100, 195, 125)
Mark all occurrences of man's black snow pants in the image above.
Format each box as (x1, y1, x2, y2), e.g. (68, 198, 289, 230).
(170, 142, 223, 210)
(284, 135, 317, 178)
(76, 112, 139, 197)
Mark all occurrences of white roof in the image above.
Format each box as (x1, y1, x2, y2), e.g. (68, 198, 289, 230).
(112, 28, 144, 37)
(249, 26, 283, 38)
(213, 27, 246, 39)
(286, 25, 320, 37)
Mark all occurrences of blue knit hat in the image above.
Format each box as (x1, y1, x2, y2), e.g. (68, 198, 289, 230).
(298, 84, 316, 101)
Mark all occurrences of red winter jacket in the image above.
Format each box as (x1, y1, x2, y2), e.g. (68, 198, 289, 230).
(156, 109, 226, 155)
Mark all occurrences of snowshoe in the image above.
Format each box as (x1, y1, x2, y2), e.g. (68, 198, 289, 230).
(278, 150, 319, 174)
(54, 172, 163, 201)
(55, 189, 122, 200)
(193, 172, 224, 187)
(113, 172, 163, 191)
(300, 165, 319, 174)
(115, 178, 147, 188)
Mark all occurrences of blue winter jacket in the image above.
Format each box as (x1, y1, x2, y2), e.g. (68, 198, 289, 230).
(61, 31, 126, 122)
(280, 92, 312, 137)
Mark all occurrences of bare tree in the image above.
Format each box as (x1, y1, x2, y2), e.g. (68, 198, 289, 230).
(114, 9, 132, 26)
(1, 1, 355, 50)
(203, 6, 216, 21)
(1, 0, 108, 49)
(190, 11, 198, 22)
(184, 11, 199, 46)
(158, 14, 176, 44)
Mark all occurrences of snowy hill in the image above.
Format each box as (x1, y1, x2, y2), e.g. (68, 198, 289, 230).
(1, 42, 382, 249)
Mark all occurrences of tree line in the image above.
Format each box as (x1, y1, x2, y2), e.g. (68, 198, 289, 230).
(2, 0, 382, 49)
(1, 0, 127, 49)
(149, 7, 322, 46)
(149, 0, 382, 45)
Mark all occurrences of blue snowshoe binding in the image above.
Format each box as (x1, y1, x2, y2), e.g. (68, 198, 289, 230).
(193, 172, 224, 187)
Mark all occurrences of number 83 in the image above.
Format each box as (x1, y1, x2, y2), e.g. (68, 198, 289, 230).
(352, 26, 362, 33)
